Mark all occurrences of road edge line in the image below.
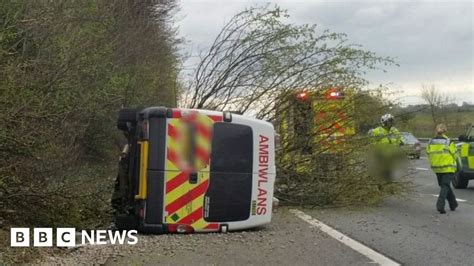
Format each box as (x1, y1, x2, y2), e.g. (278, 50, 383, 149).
(430, 194, 467, 202)
(290, 209, 400, 266)
(414, 167, 429, 171)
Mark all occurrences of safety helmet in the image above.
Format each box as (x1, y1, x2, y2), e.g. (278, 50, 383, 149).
(381, 113, 394, 127)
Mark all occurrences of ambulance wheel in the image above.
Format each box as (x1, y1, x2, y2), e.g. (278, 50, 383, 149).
(453, 170, 468, 189)
(117, 108, 138, 131)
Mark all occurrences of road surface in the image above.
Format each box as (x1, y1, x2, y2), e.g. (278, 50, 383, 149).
(39, 157, 474, 265)
(305, 156, 474, 265)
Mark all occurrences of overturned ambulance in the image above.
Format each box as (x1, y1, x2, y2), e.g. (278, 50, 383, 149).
(112, 107, 276, 233)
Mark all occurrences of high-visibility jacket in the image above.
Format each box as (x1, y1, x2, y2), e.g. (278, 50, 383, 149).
(426, 135, 457, 173)
(369, 126, 403, 146)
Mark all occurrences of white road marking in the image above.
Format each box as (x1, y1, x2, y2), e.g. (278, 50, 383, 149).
(420, 156, 428, 160)
(414, 167, 429, 171)
(290, 209, 400, 266)
(431, 194, 467, 202)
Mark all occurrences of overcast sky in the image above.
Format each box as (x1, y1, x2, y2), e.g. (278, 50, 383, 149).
(176, 0, 473, 105)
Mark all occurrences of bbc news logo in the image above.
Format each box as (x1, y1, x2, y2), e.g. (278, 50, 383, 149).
(10, 228, 138, 247)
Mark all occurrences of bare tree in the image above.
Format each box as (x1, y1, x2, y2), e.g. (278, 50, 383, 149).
(181, 5, 403, 206)
(183, 6, 396, 120)
(421, 84, 455, 126)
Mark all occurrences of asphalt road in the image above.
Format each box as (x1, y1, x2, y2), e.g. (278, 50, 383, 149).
(305, 156, 474, 265)
(38, 157, 474, 265)
(39, 208, 375, 265)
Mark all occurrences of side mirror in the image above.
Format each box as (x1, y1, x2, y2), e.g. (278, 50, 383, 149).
(458, 135, 467, 142)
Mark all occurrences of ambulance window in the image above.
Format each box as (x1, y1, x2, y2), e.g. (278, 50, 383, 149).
(210, 123, 253, 173)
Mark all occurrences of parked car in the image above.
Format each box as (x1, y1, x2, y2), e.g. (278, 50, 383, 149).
(401, 132, 421, 159)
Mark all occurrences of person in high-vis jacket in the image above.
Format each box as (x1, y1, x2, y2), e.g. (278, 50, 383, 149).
(426, 124, 458, 214)
(368, 114, 404, 180)
(370, 114, 403, 146)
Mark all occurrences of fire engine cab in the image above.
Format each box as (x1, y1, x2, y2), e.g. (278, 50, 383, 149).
(113, 107, 276, 233)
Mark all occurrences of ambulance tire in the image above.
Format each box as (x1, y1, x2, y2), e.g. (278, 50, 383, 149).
(117, 108, 138, 131)
(453, 170, 468, 189)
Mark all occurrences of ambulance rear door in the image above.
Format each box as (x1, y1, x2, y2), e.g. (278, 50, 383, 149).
(205, 114, 276, 231)
(203, 121, 255, 226)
